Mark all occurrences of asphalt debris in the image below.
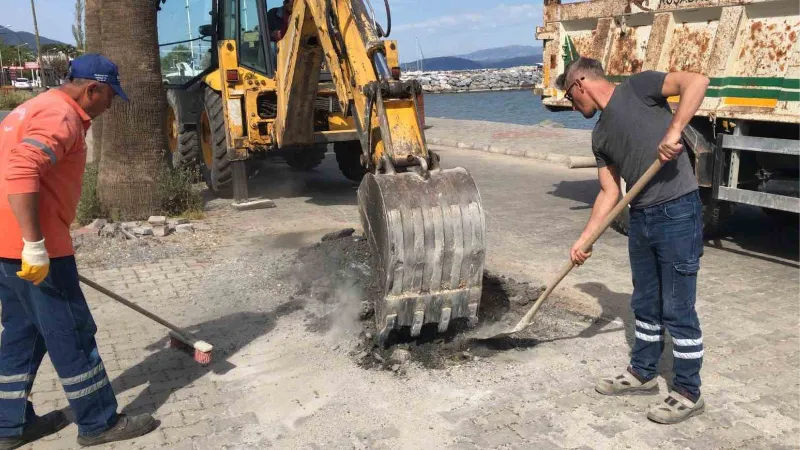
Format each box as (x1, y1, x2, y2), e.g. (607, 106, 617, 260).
(292, 229, 555, 371)
(321, 228, 356, 242)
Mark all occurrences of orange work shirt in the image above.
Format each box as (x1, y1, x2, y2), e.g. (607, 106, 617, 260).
(0, 89, 92, 259)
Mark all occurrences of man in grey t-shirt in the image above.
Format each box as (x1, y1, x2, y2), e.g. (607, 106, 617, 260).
(557, 57, 710, 424)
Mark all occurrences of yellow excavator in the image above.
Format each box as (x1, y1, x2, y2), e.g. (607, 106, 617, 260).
(163, 0, 486, 340)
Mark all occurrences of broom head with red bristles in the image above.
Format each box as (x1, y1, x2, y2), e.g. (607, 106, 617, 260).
(169, 332, 213, 365)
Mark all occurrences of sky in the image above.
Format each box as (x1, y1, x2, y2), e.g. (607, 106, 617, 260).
(4, 0, 544, 62)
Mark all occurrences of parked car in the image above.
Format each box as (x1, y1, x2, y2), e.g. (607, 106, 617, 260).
(13, 78, 32, 90)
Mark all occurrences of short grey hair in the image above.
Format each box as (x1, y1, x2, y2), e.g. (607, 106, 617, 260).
(555, 57, 605, 90)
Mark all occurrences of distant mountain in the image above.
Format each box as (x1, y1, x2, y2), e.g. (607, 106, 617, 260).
(401, 45, 543, 72)
(457, 45, 540, 62)
(0, 25, 68, 48)
(401, 56, 481, 72)
(480, 54, 543, 69)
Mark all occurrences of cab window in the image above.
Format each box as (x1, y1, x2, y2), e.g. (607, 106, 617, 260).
(157, 0, 215, 86)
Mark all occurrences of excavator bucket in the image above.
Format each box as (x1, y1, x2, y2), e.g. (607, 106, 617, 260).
(358, 168, 486, 341)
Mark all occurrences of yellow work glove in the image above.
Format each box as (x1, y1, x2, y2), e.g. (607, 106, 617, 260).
(16, 238, 50, 286)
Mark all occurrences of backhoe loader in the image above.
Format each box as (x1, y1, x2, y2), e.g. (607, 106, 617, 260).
(161, 0, 486, 340)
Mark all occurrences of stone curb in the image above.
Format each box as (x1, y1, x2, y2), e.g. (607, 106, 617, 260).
(427, 138, 597, 169)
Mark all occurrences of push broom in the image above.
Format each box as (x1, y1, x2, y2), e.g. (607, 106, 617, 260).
(78, 275, 213, 364)
(481, 158, 665, 340)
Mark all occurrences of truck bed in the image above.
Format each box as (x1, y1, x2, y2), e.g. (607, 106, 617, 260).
(535, 0, 800, 124)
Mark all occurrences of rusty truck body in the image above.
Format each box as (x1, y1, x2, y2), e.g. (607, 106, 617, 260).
(535, 0, 799, 233)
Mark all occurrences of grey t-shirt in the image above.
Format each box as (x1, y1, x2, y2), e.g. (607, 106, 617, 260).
(592, 71, 698, 209)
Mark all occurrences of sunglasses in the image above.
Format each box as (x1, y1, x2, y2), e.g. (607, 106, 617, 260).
(564, 76, 584, 102)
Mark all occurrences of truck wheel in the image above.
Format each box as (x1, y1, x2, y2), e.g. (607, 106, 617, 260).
(762, 208, 798, 227)
(284, 145, 327, 171)
(199, 86, 233, 197)
(166, 89, 201, 173)
(700, 188, 731, 237)
(334, 141, 367, 182)
(611, 205, 631, 236)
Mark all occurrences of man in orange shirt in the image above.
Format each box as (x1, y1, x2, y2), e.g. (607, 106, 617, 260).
(0, 54, 157, 449)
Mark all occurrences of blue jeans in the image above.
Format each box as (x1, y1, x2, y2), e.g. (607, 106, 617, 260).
(0, 257, 118, 437)
(628, 190, 704, 398)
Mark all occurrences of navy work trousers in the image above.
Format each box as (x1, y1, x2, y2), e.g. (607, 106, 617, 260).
(628, 190, 704, 398)
(0, 256, 118, 437)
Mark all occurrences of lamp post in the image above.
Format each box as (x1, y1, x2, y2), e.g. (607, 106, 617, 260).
(29, 0, 44, 88)
(17, 43, 28, 68)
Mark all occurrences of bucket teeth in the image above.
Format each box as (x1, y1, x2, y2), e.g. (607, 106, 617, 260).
(411, 311, 425, 337)
(438, 307, 452, 333)
(378, 314, 397, 343)
(358, 168, 486, 336)
(468, 303, 479, 327)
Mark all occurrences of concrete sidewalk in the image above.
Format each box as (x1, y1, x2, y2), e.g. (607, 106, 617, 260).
(425, 117, 596, 167)
(11, 151, 798, 449)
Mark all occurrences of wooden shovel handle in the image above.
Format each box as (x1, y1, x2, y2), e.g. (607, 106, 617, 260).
(512, 159, 664, 332)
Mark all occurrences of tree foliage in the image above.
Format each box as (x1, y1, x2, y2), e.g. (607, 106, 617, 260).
(41, 44, 79, 80)
(41, 43, 79, 58)
(72, 0, 86, 51)
(160, 44, 192, 73)
(0, 43, 35, 65)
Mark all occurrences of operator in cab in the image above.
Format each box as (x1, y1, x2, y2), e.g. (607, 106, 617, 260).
(267, 0, 293, 42)
(557, 56, 710, 425)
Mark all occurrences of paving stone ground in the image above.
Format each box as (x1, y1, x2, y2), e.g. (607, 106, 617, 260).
(10, 141, 799, 449)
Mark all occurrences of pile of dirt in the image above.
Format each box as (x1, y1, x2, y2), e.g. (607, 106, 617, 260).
(352, 272, 546, 371)
(291, 230, 553, 371)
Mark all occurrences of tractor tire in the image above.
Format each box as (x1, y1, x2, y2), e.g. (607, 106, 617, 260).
(284, 145, 327, 171)
(700, 189, 732, 237)
(199, 86, 233, 197)
(334, 141, 367, 182)
(165, 89, 201, 173)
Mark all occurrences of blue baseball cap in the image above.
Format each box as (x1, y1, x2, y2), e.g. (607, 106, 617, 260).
(67, 54, 129, 102)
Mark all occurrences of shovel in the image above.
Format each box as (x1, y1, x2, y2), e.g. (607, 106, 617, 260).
(481, 159, 664, 340)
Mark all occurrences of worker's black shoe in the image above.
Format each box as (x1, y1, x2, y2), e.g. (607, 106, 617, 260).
(0, 410, 70, 449)
(77, 413, 158, 447)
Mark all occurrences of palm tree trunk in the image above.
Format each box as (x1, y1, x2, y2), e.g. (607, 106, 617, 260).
(85, 0, 102, 163)
(97, 0, 167, 219)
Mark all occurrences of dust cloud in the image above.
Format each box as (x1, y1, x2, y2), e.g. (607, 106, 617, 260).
(291, 230, 553, 371)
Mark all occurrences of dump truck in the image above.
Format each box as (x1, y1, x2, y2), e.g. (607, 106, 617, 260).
(535, 0, 800, 234)
(159, 0, 485, 341)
